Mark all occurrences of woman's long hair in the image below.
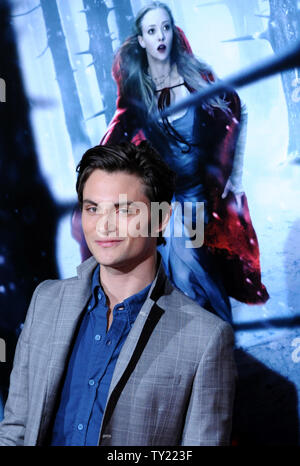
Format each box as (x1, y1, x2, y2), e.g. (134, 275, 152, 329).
(112, 1, 229, 116)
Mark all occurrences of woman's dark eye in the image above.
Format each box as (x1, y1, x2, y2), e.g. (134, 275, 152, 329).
(148, 28, 155, 34)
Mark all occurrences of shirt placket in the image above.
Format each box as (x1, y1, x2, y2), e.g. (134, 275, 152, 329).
(75, 298, 129, 445)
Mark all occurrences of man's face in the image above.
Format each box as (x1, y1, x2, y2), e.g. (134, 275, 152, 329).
(81, 169, 161, 271)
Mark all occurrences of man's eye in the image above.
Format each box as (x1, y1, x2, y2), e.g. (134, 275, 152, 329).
(86, 206, 97, 214)
(118, 208, 130, 214)
(119, 206, 138, 215)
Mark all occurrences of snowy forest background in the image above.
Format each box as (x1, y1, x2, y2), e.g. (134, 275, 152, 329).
(1, 0, 300, 444)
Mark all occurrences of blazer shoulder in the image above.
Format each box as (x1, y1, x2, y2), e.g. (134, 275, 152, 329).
(32, 275, 79, 301)
(160, 284, 231, 329)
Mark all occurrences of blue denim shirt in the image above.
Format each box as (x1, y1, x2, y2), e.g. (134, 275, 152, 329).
(50, 264, 151, 446)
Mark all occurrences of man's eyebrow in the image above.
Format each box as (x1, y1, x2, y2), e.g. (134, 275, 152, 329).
(82, 199, 98, 206)
(82, 199, 135, 207)
(116, 201, 135, 208)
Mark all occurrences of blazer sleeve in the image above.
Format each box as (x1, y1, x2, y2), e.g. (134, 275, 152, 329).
(0, 282, 46, 446)
(180, 321, 237, 446)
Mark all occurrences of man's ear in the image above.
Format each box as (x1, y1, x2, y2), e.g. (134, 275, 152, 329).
(138, 35, 146, 49)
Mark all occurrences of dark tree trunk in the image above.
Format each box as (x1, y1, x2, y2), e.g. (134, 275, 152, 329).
(113, 0, 134, 43)
(40, 0, 90, 162)
(82, 0, 117, 124)
(0, 0, 61, 402)
(268, 0, 300, 160)
(57, 0, 97, 132)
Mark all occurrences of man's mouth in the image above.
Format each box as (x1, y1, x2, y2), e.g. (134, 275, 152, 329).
(95, 239, 123, 248)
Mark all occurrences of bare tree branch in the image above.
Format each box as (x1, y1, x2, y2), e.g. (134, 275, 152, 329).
(11, 4, 41, 18)
(85, 109, 106, 121)
(36, 44, 49, 59)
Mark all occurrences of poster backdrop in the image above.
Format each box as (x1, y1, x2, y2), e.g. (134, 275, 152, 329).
(0, 0, 300, 445)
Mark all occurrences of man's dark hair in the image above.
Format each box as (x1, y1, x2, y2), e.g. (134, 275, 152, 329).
(76, 141, 176, 246)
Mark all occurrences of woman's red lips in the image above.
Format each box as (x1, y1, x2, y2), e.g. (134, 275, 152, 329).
(158, 44, 166, 50)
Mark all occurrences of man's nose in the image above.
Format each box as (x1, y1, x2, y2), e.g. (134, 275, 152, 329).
(96, 212, 116, 236)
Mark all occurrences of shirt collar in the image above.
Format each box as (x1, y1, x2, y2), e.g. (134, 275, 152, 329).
(89, 264, 152, 325)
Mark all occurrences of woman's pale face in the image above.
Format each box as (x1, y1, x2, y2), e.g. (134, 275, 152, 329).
(138, 8, 173, 64)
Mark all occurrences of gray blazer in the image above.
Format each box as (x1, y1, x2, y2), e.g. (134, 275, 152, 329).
(0, 256, 236, 446)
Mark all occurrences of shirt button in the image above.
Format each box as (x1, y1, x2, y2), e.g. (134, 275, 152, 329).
(106, 340, 111, 346)
(95, 334, 101, 341)
(77, 424, 84, 431)
(88, 379, 95, 386)
(88, 304, 92, 311)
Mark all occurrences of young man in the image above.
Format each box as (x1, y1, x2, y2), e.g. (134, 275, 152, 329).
(0, 142, 236, 446)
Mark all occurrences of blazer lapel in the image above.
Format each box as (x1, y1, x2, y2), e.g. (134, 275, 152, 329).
(107, 300, 163, 398)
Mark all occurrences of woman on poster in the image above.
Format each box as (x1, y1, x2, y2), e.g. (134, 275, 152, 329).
(81, 1, 269, 322)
